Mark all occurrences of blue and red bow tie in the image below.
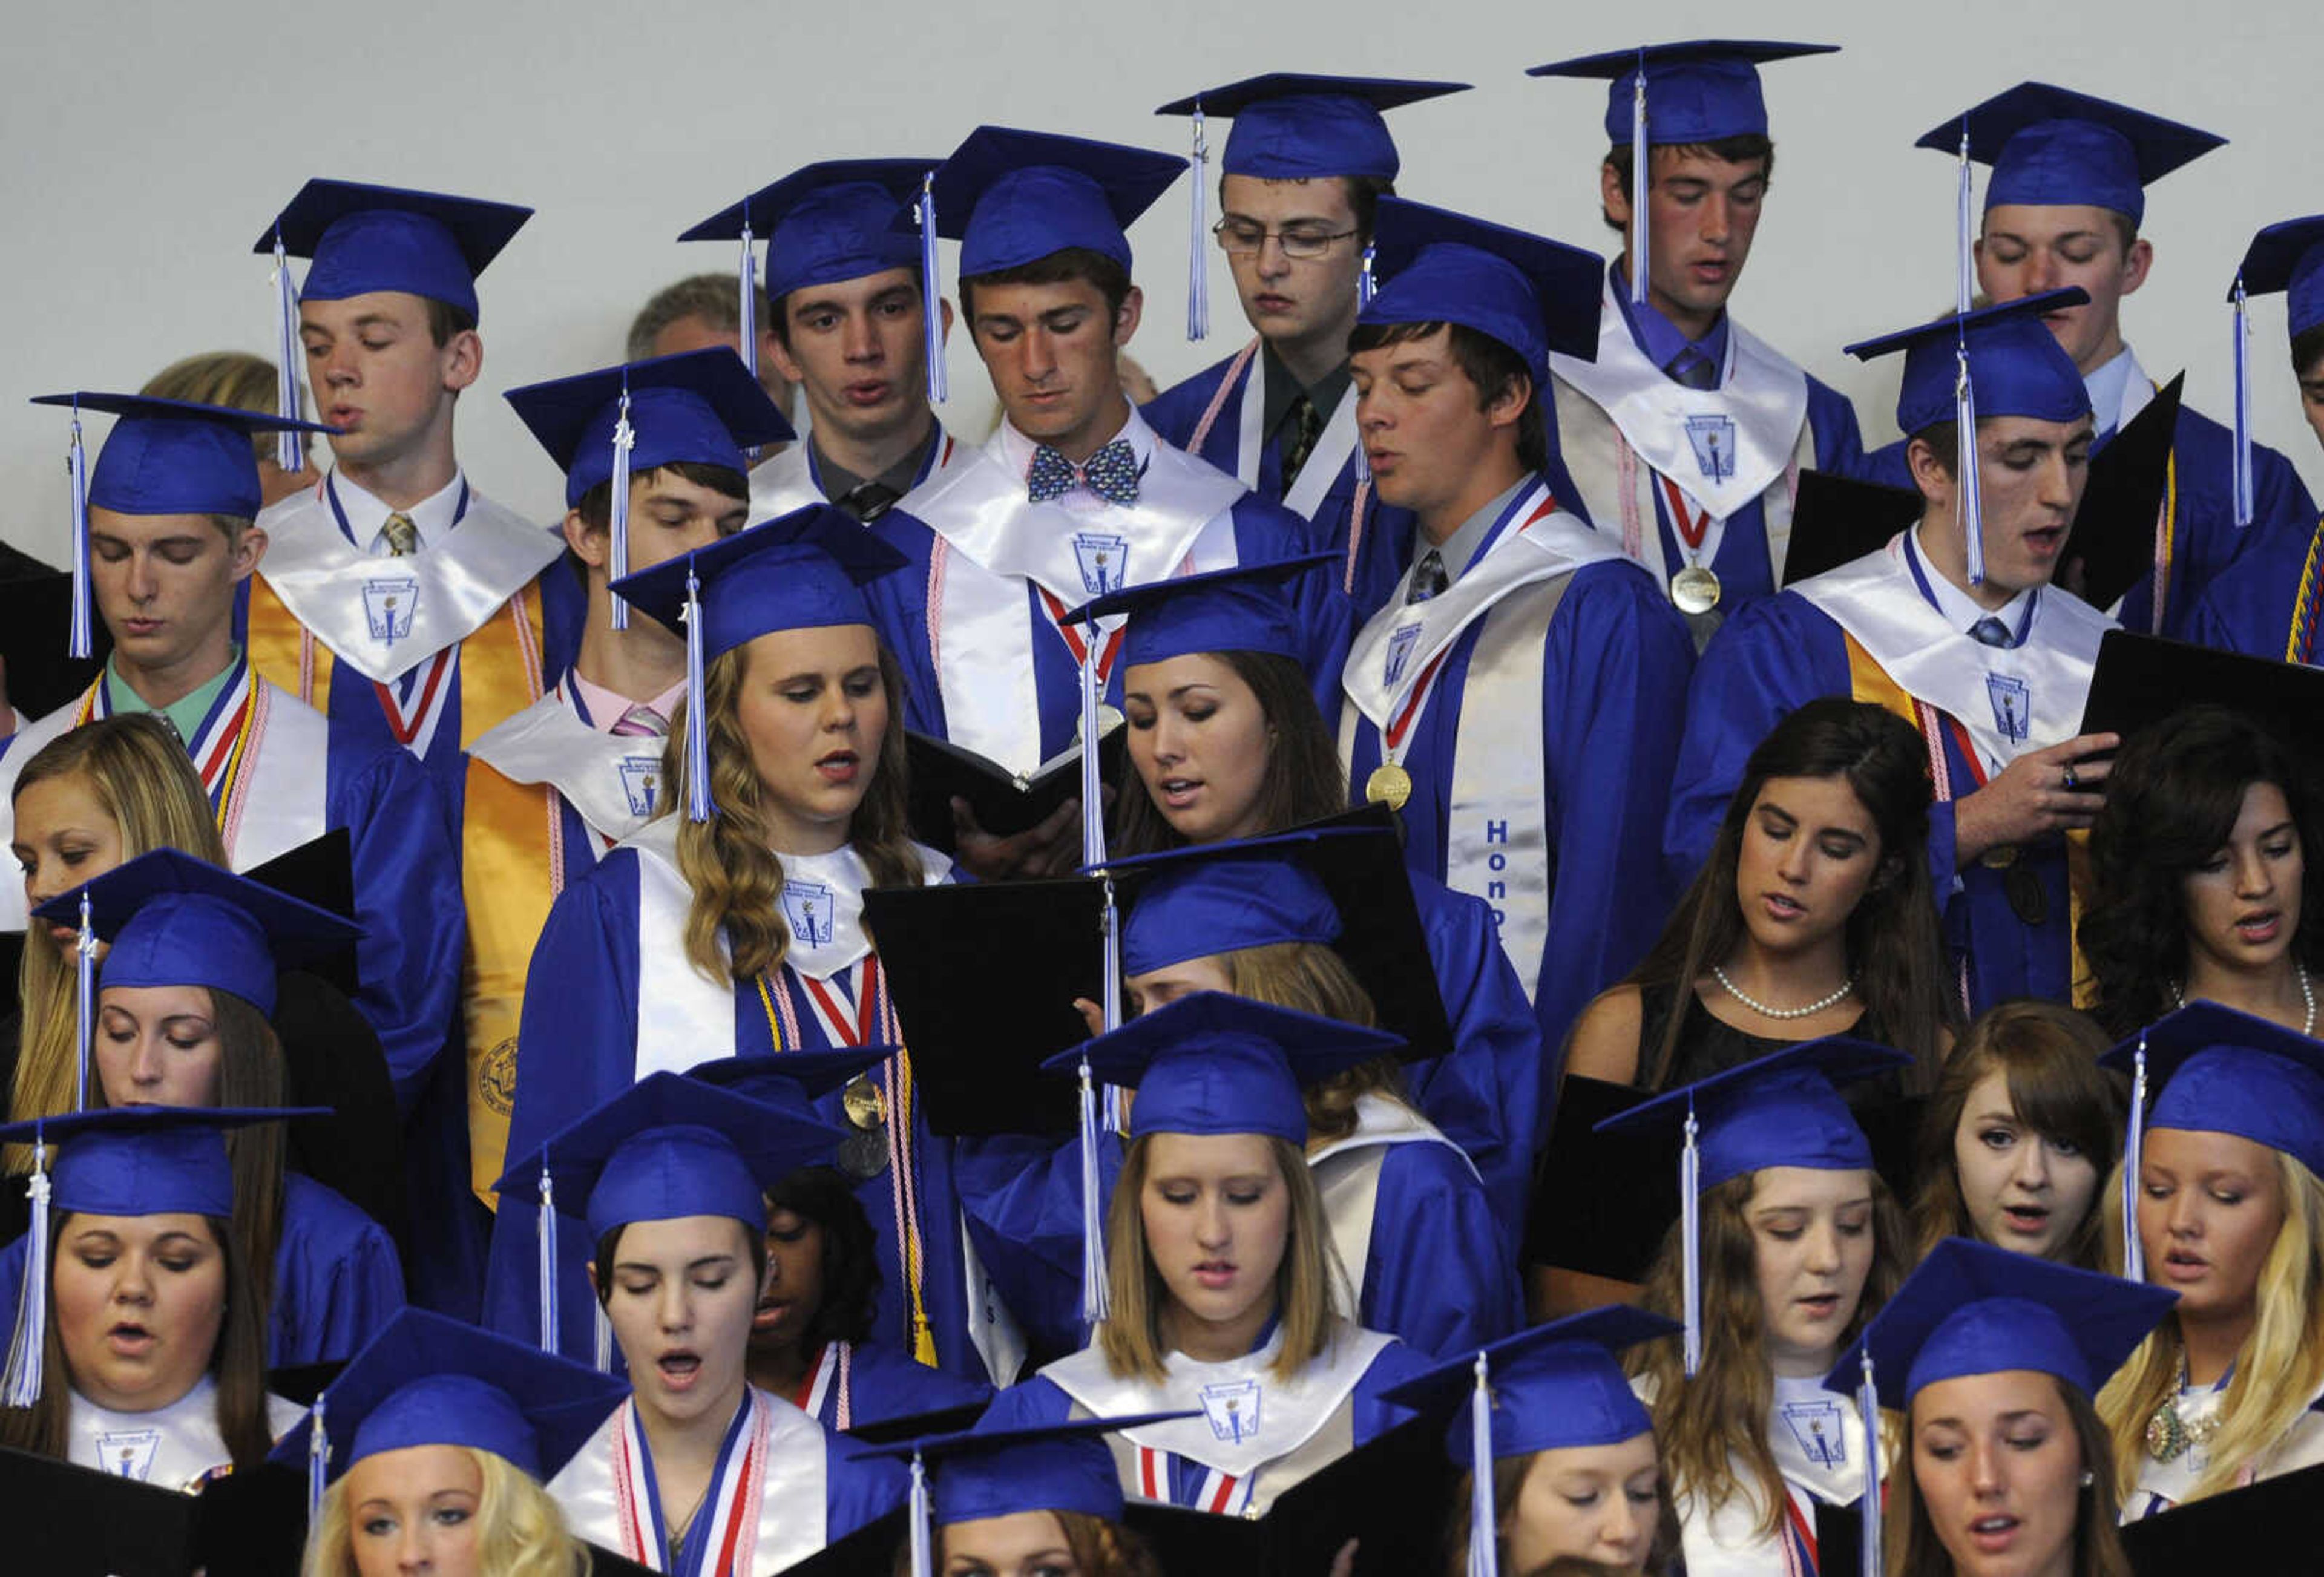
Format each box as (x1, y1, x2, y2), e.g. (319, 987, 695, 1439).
(1028, 438, 1140, 506)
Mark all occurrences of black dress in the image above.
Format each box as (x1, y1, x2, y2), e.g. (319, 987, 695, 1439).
(1632, 979, 1893, 1091)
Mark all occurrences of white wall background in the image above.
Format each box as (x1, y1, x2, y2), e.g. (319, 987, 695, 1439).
(2, 0, 2316, 562)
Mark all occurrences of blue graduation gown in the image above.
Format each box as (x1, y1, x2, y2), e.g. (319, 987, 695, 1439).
(1144, 348, 1422, 621)
(1324, 1124, 1524, 1360)
(482, 838, 986, 1386)
(0, 1173, 403, 1368)
(1665, 585, 2084, 1009)
(798, 1338, 991, 1433)
(2185, 512, 2324, 660)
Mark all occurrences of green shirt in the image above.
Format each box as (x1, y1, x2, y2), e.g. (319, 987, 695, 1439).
(103, 648, 241, 743)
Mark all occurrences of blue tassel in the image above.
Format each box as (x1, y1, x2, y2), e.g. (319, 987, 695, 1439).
(594, 1302, 614, 1374)
(683, 564, 714, 822)
(1629, 58, 1649, 307)
(608, 384, 634, 632)
(2233, 279, 2255, 528)
(1187, 107, 1210, 341)
(907, 1451, 933, 1577)
(1354, 241, 1378, 486)
(73, 891, 94, 1109)
(2124, 1036, 2147, 1280)
(1, 1139, 50, 1408)
(1680, 1098, 1701, 1375)
(1466, 1351, 1497, 1577)
(1956, 338, 1986, 587)
(1078, 1054, 1111, 1327)
(66, 409, 91, 661)
(918, 173, 948, 406)
(1857, 1350, 1882, 1577)
(537, 1163, 559, 1353)
(272, 231, 305, 473)
(737, 215, 759, 384)
(306, 1394, 329, 1523)
(1955, 125, 1975, 316)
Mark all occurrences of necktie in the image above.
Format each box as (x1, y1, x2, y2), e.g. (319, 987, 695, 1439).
(611, 704, 668, 738)
(1665, 349, 1719, 391)
(1028, 438, 1139, 505)
(381, 512, 420, 557)
(1407, 549, 1449, 605)
(836, 479, 901, 523)
(1279, 392, 1323, 490)
(1969, 616, 2014, 649)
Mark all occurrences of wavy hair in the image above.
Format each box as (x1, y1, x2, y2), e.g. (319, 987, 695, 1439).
(2082, 706, 2324, 1036)
(2096, 1149, 2324, 1506)
(662, 635, 921, 984)
(1627, 698, 1955, 1091)
(1891, 1377, 2130, 1577)
(1112, 649, 1346, 857)
(303, 1444, 589, 1577)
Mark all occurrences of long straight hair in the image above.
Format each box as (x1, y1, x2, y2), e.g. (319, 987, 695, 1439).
(1111, 649, 1346, 857)
(1627, 698, 1955, 1091)
(1889, 1378, 2132, 1577)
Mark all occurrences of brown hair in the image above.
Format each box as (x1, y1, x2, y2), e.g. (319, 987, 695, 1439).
(1111, 649, 1348, 857)
(961, 248, 1132, 325)
(1630, 1167, 1908, 1536)
(1345, 319, 1548, 474)
(0, 1210, 272, 1471)
(591, 1217, 768, 1307)
(140, 352, 300, 464)
(572, 460, 750, 536)
(1908, 1001, 2122, 1267)
(1443, 1452, 1684, 1577)
(1098, 1132, 1341, 1385)
(1219, 941, 1399, 1144)
(907, 1510, 1160, 1577)
(1891, 1377, 2131, 1577)
(425, 298, 479, 349)
(1601, 136, 1776, 231)
(663, 637, 922, 984)
(629, 270, 769, 359)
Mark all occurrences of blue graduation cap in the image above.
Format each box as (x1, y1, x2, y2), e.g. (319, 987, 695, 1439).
(1915, 83, 2225, 228)
(1062, 552, 1336, 672)
(1595, 1037, 1911, 1373)
(861, 1413, 1196, 1577)
(1357, 197, 1604, 385)
(608, 504, 906, 821)
(1526, 41, 1835, 307)
(492, 1071, 844, 1352)
(1380, 1308, 1676, 1577)
(257, 177, 534, 320)
(1091, 827, 1371, 975)
(26, 394, 341, 660)
(1842, 288, 2091, 586)
(2099, 1003, 2324, 1279)
(270, 1308, 628, 1517)
(679, 159, 942, 401)
(2228, 215, 2324, 528)
(928, 126, 1186, 281)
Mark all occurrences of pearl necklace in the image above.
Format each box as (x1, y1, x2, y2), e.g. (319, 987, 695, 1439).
(1712, 964, 1857, 1021)
(2170, 965, 2315, 1037)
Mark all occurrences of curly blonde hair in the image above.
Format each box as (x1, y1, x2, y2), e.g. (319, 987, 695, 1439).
(303, 1446, 589, 1577)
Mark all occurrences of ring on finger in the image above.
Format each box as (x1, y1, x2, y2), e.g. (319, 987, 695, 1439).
(2061, 763, 2079, 792)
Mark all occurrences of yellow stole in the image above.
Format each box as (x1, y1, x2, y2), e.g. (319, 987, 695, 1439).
(461, 753, 567, 1206)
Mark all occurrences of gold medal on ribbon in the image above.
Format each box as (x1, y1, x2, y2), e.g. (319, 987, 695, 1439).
(1365, 762, 1413, 812)
(1670, 563, 1722, 616)
(841, 1072, 885, 1131)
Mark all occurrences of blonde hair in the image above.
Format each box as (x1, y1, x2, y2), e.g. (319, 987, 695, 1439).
(2095, 1149, 2324, 1505)
(141, 351, 304, 464)
(9, 718, 225, 1172)
(303, 1446, 589, 1577)
(665, 637, 921, 985)
(1630, 1168, 1908, 1538)
(1097, 1131, 1343, 1385)
(1215, 940, 1401, 1144)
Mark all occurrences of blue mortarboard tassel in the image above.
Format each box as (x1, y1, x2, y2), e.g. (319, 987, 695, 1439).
(1680, 1097, 1701, 1375)
(1074, 624, 1116, 1326)
(1353, 242, 1378, 486)
(2232, 277, 2255, 528)
(1466, 1351, 1497, 1577)
(272, 229, 306, 474)
(73, 891, 95, 1109)
(1187, 106, 1211, 342)
(65, 405, 91, 661)
(607, 384, 635, 632)
(306, 1394, 329, 1522)
(1955, 333, 1987, 586)
(918, 173, 949, 406)
(907, 1447, 934, 1577)
(1856, 1348, 1881, 1577)
(1629, 56, 1649, 309)
(1954, 125, 1975, 315)
(737, 211, 760, 385)
(594, 1301, 614, 1374)
(683, 563, 714, 823)
(2, 1134, 50, 1407)
(537, 1161, 559, 1354)
(2123, 1032, 2148, 1280)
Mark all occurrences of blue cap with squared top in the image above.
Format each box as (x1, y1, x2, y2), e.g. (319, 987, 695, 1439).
(1823, 1237, 2176, 1409)
(29, 848, 362, 1018)
(610, 502, 905, 658)
(2234, 215, 2324, 342)
(1382, 1307, 1677, 1461)
(268, 1308, 627, 1484)
(256, 178, 534, 320)
(1594, 1037, 1912, 1190)
(927, 126, 1185, 278)
(28, 393, 338, 520)
(1062, 552, 1336, 671)
(1526, 40, 1838, 145)
(1915, 83, 2224, 228)
(504, 348, 795, 508)
(1153, 74, 1469, 180)
(679, 159, 939, 304)
(0, 1105, 324, 1219)
(1097, 828, 1378, 975)
(2099, 1002, 2324, 1178)
(1843, 288, 2092, 437)
(1039, 992, 1403, 1146)
(862, 1412, 1197, 1558)
(1358, 197, 1604, 384)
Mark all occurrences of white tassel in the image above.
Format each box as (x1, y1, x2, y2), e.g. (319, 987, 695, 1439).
(737, 215, 759, 384)
(537, 1164, 559, 1353)
(1956, 340, 1986, 587)
(1629, 62, 1649, 307)
(2233, 279, 2255, 528)
(1857, 1349, 1882, 1577)
(1187, 107, 1210, 341)
(608, 385, 635, 632)
(1, 1144, 51, 1407)
(273, 231, 305, 473)
(918, 174, 948, 406)
(2124, 1036, 2148, 1280)
(1955, 128, 1975, 316)
(306, 1394, 329, 1522)
(1466, 1351, 1497, 1577)
(1680, 1098, 1701, 1376)
(73, 892, 94, 1109)
(66, 410, 91, 661)
(683, 566, 714, 822)
(594, 1302, 614, 1374)
(1354, 244, 1377, 487)
(907, 1451, 934, 1577)
(1078, 1054, 1111, 1327)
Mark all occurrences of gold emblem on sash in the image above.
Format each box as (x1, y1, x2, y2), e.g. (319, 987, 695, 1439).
(1365, 762, 1413, 812)
(1670, 563, 1722, 615)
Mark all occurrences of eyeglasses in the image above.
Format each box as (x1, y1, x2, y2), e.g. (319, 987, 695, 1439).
(1211, 218, 1359, 260)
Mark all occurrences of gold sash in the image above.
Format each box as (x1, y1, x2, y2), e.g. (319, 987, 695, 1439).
(461, 755, 565, 1206)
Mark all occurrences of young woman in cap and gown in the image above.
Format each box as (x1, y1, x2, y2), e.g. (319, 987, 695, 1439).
(485, 510, 998, 1391)
(1598, 1041, 1915, 1576)
(2092, 1005, 2324, 1516)
(283, 1307, 625, 1577)
(979, 995, 1431, 1516)
(497, 1072, 903, 1573)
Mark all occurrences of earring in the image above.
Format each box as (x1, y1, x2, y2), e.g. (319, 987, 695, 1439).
(2079, 1470, 2095, 1489)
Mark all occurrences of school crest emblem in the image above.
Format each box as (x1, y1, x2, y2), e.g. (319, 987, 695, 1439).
(1071, 532, 1129, 597)
(361, 576, 419, 644)
(1199, 1378, 1263, 1444)
(781, 879, 835, 948)
(1684, 414, 1737, 482)
(1384, 622, 1423, 689)
(1986, 673, 2032, 744)
(1777, 1398, 1847, 1468)
(96, 1428, 163, 1481)
(617, 755, 660, 819)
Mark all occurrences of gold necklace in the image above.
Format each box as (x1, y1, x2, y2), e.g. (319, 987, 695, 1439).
(2144, 1347, 2227, 1463)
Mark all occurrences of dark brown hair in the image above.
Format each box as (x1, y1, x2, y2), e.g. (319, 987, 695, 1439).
(1111, 649, 1347, 857)
(902, 1511, 1162, 1577)
(1601, 135, 1776, 232)
(573, 460, 750, 535)
(591, 1217, 768, 1306)
(424, 298, 479, 348)
(2292, 323, 2324, 384)
(1216, 173, 1396, 244)
(960, 248, 1132, 324)
(1442, 1452, 1683, 1576)
(1345, 319, 1548, 474)
(763, 1165, 880, 1350)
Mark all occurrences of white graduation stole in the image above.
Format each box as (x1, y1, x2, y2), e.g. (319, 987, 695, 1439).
(467, 685, 665, 850)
